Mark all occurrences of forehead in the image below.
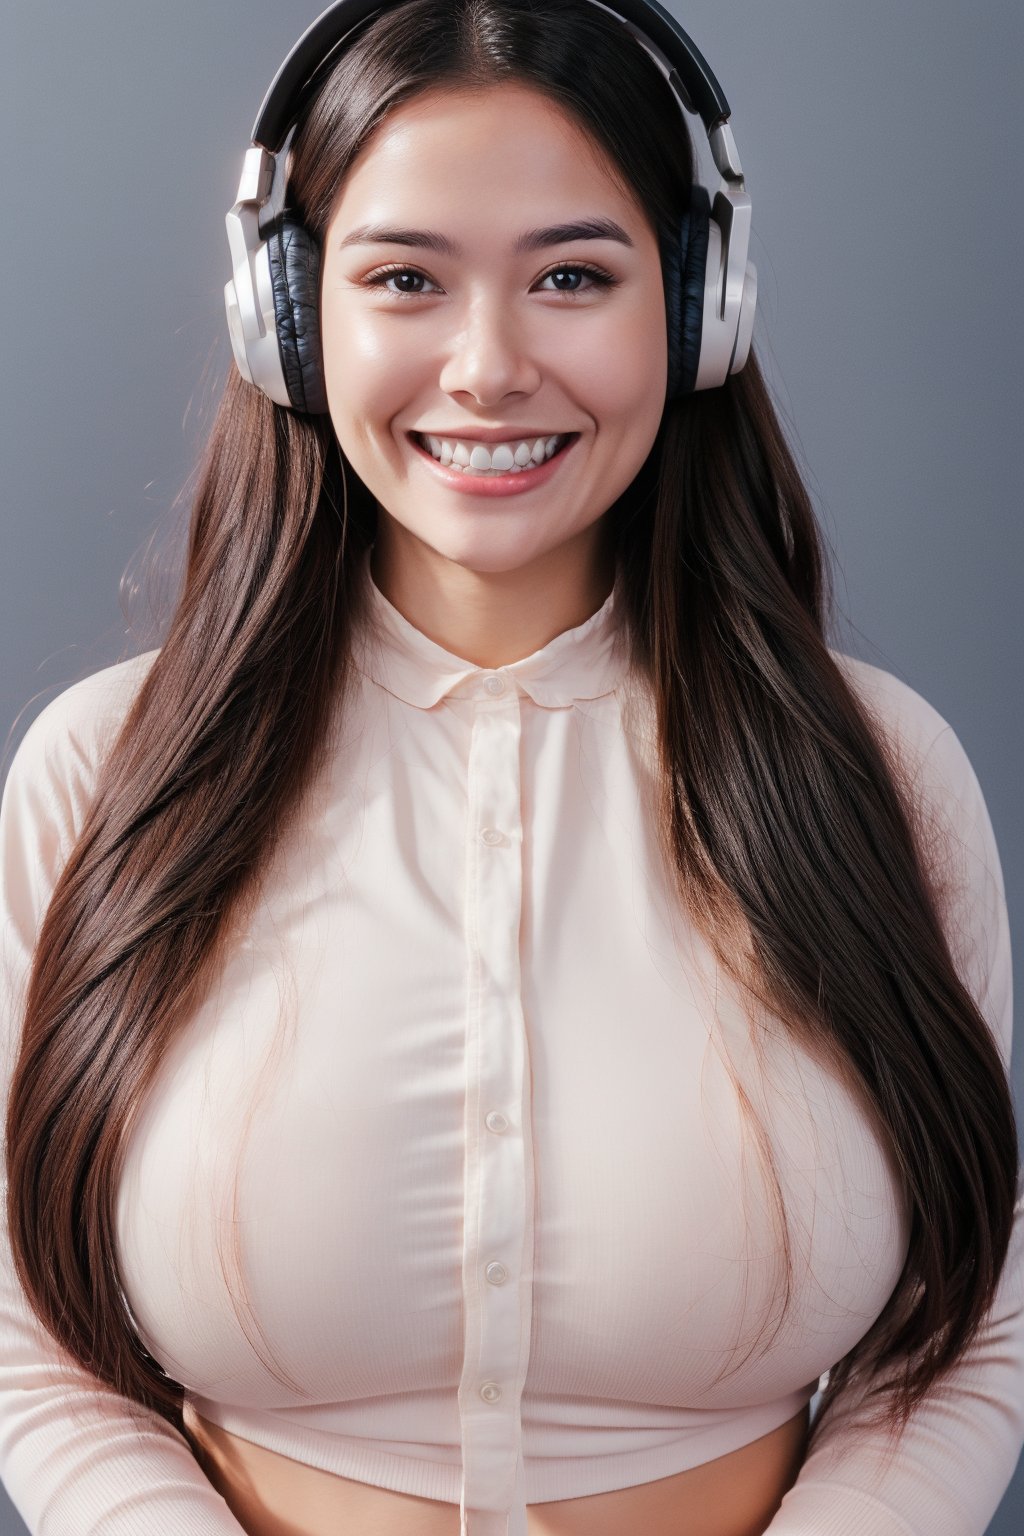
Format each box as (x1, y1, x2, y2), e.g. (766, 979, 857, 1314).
(328, 83, 635, 230)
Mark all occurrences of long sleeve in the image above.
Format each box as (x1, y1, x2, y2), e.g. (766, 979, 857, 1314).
(0, 687, 249, 1534)
(766, 721, 1024, 1536)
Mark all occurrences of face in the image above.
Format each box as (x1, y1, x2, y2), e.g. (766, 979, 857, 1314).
(319, 83, 668, 586)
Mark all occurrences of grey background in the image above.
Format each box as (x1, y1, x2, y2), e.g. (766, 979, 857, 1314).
(1, 0, 1021, 1530)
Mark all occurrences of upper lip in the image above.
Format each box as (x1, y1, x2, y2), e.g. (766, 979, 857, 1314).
(410, 427, 576, 444)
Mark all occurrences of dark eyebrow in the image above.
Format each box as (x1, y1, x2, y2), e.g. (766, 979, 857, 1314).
(337, 216, 634, 257)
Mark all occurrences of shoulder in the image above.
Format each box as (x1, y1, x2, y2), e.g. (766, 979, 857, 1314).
(0, 651, 162, 1012)
(7, 647, 161, 775)
(830, 648, 1011, 1067)
(828, 647, 993, 817)
(2, 649, 161, 837)
(829, 648, 951, 764)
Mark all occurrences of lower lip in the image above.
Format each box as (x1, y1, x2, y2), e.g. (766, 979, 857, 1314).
(407, 433, 580, 497)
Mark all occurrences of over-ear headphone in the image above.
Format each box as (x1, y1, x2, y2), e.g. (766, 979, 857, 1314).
(224, 0, 757, 414)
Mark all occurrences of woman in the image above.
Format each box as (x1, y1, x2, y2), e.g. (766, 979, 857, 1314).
(1, 2, 1021, 1534)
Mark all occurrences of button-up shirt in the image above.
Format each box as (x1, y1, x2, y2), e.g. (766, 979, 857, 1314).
(0, 545, 1021, 1536)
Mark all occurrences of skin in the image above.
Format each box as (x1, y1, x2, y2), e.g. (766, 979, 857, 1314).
(319, 83, 669, 668)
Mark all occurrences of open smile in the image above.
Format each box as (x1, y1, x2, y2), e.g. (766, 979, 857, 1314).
(406, 431, 580, 498)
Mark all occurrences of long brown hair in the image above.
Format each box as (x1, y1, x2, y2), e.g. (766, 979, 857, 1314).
(5, 0, 1017, 1462)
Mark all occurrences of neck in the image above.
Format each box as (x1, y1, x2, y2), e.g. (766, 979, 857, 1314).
(367, 524, 617, 670)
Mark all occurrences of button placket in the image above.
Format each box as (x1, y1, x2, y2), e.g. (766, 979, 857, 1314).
(457, 686, 536, 1536)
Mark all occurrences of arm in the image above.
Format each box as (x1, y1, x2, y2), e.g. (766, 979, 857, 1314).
(0, 688, 249, 1534)
(766, 722, 1024, 1536)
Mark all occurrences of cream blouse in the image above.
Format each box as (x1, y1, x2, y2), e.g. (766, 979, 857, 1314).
(0, 546, 1021, 1536)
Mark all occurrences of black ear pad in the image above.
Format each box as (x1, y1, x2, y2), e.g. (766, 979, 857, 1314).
(670, 183, 711, 399)
(662, 227, 684, 401)
(266, 217, 329, 415)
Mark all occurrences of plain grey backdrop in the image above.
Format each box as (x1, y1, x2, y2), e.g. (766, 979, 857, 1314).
(1, 0, 1022, 1531)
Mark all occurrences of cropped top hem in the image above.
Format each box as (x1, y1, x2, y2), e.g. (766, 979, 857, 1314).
(184, 1384, 816, 1506)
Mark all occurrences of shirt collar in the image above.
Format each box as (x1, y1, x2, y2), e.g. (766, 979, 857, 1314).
(350, 547, 631, 709)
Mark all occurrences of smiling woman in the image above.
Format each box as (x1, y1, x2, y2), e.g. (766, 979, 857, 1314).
(315, 81, 670, 659)
(1, 4, 1021, 1536)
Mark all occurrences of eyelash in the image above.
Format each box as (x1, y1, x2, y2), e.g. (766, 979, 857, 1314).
(361, 260, 620, 302)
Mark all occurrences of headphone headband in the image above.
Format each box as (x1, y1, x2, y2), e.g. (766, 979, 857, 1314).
(250, 0, 744, 185)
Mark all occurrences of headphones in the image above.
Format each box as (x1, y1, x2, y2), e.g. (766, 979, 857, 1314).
(223, 0, 757, 414)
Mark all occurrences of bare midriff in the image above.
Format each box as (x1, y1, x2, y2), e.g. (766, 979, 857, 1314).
(182, 1398, 810, 1536)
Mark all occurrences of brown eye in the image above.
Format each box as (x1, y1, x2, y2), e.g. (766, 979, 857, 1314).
(536, 262, 619, 295)
(361, 265, 439, 299)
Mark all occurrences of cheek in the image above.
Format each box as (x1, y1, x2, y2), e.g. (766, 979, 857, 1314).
(320, 276, 398, 378)
(319, 305, 407, 445)
(320, 304, 399, 391)
(581, 295, 667, 422)
(619, 288, 668, 394)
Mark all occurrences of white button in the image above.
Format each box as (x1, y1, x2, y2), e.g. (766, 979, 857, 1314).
(480, 1381, 502, 1403)
(480, 827, 503, 845)
(484, 675, 506, 695)
(485, 1262, 508, 1285)
(485, 1111, 509, 1133)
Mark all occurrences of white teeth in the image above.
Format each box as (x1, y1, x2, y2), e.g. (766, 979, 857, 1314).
(420, 433, 568, 474)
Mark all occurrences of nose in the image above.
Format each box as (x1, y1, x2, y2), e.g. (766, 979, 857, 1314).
(437, 296, 543, 403)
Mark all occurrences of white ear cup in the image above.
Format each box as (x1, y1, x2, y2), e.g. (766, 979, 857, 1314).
(224, 147, 291, 407)
(731, 262, 758, 374)
(694, 184, 754, 391)
(224, 279, 254, 387)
